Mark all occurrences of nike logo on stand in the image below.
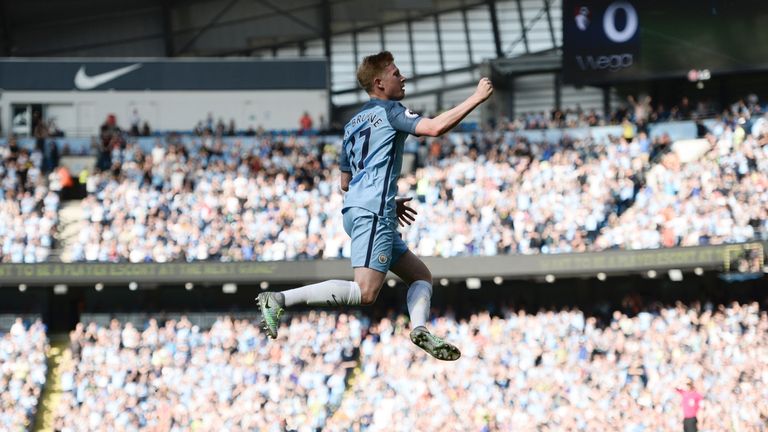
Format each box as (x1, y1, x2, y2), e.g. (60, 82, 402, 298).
(74, 63, 142, 90)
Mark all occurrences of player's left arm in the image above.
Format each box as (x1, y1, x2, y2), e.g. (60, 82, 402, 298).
(385, 105, 422, 226)
(395, 197, 417, 227)
(340, 171, 352, 192)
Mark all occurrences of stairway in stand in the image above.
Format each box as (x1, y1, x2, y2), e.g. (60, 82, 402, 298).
(33, 335, 70, 432)
(50, 200, 86, 263)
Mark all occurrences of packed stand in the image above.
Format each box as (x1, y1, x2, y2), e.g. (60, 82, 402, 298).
(325, 302, 768, 432)
(70, 97, 768, 263)
(69, 128, 653, 261)
(53, 313, 363, 432)
(506, 107, 604, 130)
(508, 93, 765, 131)
(400, 131, 650, 255)
(0, 318, 48, 431)
(595, 116, 768, 250)
(69, 133, 347, 262)
(0, 137, 60, 263)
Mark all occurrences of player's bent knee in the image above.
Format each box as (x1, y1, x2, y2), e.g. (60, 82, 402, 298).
(354, 267, 385, 305)
(409, 268, 431, 285)
(359, 287, 380, 305)
(420, 269, 432, 283)
(356, 279, 382, 305)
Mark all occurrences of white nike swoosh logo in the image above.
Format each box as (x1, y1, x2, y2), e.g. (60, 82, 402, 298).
(74, 63, 142, 90)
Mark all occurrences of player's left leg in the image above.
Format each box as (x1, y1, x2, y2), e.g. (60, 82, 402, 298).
(390, 249, 460, 361)
(389, 250, 431, 327)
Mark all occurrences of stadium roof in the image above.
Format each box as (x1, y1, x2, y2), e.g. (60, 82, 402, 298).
(0, 0, 503, 57)
(0, 0, 563, 107)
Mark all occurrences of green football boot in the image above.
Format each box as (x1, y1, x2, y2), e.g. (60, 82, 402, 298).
(255, 292, 284, 339)
(409, 326, 461, 361)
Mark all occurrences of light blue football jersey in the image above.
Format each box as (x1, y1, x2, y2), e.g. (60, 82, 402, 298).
(340, 98, 422, 218)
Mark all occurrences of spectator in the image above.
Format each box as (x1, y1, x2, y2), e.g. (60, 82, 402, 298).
(130, 109, 141, 136)
(32, 110, 48, 152)
(227, 119, 236, 137)
(299, 112, 313, 134)
(140, 121, 151, 137)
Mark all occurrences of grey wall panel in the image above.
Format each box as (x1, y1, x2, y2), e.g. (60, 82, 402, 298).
(520, 0, 555, 52)
(438, 12, 470, 69)
(560, 85, 604, 112)
(467, 6, 496, 63)
(497, 0, 527, 57)
(411, 20, 441, 75)
(514, 73, 556, 113)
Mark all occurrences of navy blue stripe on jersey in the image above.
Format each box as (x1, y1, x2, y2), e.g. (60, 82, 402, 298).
(378, 144, 398, 216)
(364, 214, 379, 267)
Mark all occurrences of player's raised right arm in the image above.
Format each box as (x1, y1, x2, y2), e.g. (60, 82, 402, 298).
(415, 78, 493, 137)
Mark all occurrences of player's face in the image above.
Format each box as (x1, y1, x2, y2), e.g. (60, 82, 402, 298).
(379, 63, 406, 100)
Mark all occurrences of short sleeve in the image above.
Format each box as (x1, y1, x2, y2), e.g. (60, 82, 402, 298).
(386, 102, 422, 134)
(339, 138, 351, 172)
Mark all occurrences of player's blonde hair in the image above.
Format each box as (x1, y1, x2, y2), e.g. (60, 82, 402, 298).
(356, 51, 394, 93)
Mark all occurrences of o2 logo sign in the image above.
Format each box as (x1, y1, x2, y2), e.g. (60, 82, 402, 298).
(574, 2, 638, 42)
(602, 2, 638, 43)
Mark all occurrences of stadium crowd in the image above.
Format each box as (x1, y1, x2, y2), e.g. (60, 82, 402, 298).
(0, 93, 757, 263)
(67, 106, 767, 262)
(325, 302, 768, 432)
(507, 93, 764, 131)
(69, 134, 347, 262)
(400, 130, 651, 255)
(36, 300, 768, 431)
(53, 313, 363, 432)
(596, 117, 768, 250)
(0, 137, 60, 263)
(0, 318, 48, 431)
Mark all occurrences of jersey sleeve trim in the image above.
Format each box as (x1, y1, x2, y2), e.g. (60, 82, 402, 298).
(385, 101, 421, 135)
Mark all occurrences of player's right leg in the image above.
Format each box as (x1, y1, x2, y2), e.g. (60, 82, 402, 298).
(255, 268, 386, 338)
(256, 208, 392, 339)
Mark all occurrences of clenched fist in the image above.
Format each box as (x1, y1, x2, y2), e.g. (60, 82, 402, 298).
(474, 77, 494, 102)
